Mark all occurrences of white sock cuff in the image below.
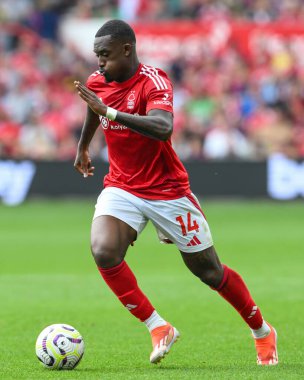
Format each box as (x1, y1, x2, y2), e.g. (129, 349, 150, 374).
(251, 320, 271, 339)
(144, 310, 167, 332)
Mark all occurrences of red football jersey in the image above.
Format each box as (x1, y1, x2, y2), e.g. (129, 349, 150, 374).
(86, 63, 190, 200)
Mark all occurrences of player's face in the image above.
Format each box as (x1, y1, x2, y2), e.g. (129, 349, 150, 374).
(94, 35, 131, 83)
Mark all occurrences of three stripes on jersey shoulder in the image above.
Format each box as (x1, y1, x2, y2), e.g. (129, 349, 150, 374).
(140, 65, 168, 90)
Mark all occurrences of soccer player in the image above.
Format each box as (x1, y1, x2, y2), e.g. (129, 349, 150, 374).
(74, 19, 278, 365)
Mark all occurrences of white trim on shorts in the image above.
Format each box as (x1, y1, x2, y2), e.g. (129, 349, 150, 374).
(93, 187, 213, 253)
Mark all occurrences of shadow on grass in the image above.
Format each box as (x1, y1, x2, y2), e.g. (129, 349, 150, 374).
(30, 361, 303, 378)
(153, 362, 304, 373)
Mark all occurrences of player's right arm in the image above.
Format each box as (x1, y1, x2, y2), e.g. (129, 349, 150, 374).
(74, 105, 100, 178)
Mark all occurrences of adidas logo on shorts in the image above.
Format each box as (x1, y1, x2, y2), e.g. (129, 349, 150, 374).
(187, 236, 202, 247)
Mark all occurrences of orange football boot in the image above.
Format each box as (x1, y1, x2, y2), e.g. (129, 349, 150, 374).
(254, 323, 278, 365)
(150, 323, 180, 364)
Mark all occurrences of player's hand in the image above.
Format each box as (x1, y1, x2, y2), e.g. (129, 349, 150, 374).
(74, 81, 107, 116)
(74, 149, 95, 178)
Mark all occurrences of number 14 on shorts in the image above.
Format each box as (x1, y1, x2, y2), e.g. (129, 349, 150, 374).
(176, 212, 199, 236)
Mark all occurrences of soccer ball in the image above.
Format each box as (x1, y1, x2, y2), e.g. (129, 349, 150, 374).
(35, 324, 84, 370)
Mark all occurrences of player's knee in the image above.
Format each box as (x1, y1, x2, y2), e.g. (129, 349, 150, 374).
(90, 238, 123, 268)
(199, 268, 223, 288)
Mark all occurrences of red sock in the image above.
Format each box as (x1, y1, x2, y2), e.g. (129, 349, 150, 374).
(98, 261, 154, 322)
(215, 265, 263, 330)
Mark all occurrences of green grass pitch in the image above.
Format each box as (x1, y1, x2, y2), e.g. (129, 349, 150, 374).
(0, 199, 303, 379)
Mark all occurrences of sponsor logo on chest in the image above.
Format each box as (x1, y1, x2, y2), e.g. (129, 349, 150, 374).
(99, 116, 127, 131)
(98, 91, 139, 131)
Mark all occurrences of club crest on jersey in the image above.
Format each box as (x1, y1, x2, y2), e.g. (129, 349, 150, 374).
(127, 90, 136, 109)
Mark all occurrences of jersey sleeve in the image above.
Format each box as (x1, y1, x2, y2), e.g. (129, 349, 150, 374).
(144, 68, 174, 114)
(86, 70, 102, 92)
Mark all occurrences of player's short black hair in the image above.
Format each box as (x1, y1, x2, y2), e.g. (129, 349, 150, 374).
(95, 20, 136, 43)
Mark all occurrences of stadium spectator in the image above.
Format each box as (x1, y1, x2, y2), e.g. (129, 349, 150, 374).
(1, 0, 304, 161)
(203, 111, 254, 160)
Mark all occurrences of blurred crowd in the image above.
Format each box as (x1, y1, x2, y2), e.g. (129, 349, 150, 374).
(1, 0, 304, 161)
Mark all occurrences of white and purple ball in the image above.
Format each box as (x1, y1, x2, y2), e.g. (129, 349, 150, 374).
(35, 324, 84, 370)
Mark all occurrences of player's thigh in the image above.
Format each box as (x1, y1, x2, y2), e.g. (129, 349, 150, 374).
(91, 187, 148, 267)
(91, 215, 137, 266)
(145, 193, 213, 253)
(146, 194, 223, 286)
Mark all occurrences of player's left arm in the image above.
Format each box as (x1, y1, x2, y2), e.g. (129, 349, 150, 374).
(116, 108, 173, 141)
(74, 81, 172, 141)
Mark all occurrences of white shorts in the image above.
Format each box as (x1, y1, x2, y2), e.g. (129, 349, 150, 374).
(93, 187, 213, 253)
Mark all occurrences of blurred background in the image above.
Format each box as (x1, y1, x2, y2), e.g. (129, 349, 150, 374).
(1, 0, 304, 205)
(1, 5, 303, 377)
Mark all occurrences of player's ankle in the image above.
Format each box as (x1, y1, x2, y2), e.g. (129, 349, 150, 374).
(144, 310, 167, 332)
(251, 320, 271, 339)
